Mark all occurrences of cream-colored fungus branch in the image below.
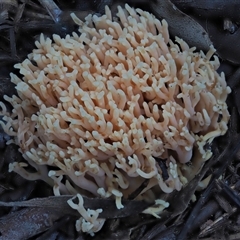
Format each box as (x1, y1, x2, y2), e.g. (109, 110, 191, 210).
(0, 4, 231, 235)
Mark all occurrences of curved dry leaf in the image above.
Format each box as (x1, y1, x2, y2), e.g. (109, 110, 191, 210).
(171, 0, 240, 22)
(205, 20, 240, 64)
(0, 195, 153, 219)
(0, 207, 64, 240)
(150, 0, 212, 52)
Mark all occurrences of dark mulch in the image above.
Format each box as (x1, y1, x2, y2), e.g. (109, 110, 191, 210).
(0, 0, 240, 239)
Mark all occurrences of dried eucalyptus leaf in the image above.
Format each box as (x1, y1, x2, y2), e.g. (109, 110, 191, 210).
(0, 207, 64, 240)
(0, 195, 153, 219)
(171, 0, 240, 22)
(150, 0, 212, 52)
(205, 20, 240, 64)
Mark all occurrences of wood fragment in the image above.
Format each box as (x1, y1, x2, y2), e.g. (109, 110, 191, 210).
(199, 208, 237, 238)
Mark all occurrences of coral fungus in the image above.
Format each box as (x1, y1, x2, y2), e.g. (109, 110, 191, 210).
(0, 4, 231, 235)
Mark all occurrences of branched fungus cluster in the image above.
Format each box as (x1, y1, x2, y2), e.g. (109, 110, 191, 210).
(0, 4, 231, 235)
